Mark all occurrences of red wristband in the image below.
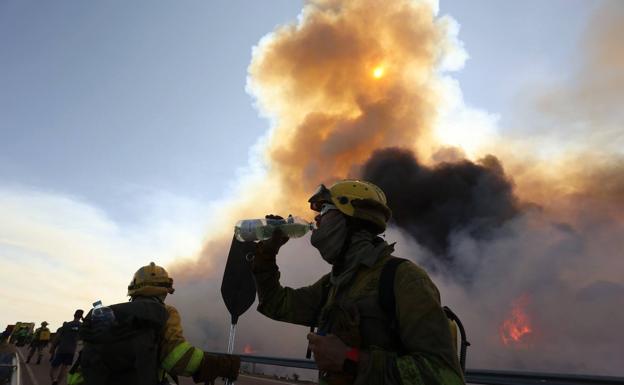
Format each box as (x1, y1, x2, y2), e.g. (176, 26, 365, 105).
(345, 347, 360, 362)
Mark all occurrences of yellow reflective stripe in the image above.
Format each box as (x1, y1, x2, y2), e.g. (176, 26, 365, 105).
(183, 347, 204, 375)
(162, 341, 193, 371)
(67, 372, 85, 385)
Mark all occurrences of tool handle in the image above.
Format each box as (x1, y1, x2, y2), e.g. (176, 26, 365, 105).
(225, 323, 237, 385)
(305, 326, 314, 358)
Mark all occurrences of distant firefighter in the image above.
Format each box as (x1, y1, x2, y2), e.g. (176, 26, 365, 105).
(49, 309, 83, 385)
(67, 262, 240, 385)
(26, 321, 51, 364)
(0, 326, 12, 344)
(11, 325, 29, 346)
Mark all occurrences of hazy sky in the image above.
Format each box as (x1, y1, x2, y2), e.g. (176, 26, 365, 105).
(0, 1, 605, 328)
(1, 0, 305, 222)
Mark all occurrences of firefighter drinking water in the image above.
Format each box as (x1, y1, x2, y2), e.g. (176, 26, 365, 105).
(252, 180, 465, 385)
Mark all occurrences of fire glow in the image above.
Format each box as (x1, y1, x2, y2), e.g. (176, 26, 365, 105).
(243, 344, 256, 354)
(500, 294, 533, 346)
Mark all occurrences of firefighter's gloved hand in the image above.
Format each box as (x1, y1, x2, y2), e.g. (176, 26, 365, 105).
(307, 333, 349, 372)
(263, 215, 290, 251)
(193, 353, 240, 383)
(252, 215, 289, 273)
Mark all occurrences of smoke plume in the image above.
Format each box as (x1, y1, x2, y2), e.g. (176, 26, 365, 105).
(362, 147, 519, 279)
(246, 0, 464, 210)
(169, 0, 624, 377)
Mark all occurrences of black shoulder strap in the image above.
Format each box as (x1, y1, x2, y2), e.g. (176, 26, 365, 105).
(379, 257, 408, 323)
(311, 274, 332, 327)
(306, 275, 332, 359)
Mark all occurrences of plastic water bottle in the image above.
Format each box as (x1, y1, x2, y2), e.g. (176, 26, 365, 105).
(92, 300, 116, 328)
(234, 215, 315, 242)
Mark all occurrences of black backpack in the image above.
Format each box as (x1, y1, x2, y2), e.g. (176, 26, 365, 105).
(56, 321, 80, 348)
(79, 300, 168, 385)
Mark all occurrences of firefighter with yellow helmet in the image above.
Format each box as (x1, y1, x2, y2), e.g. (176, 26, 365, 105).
(68, 262, 239, 385)
(26, 321, 51, 364)
(252, 180, 465, 385)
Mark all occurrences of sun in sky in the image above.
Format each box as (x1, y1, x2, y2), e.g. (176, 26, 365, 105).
(372, 66, 385, 79)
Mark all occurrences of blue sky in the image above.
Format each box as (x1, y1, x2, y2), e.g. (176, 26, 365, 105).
(0, 0, 606, 327)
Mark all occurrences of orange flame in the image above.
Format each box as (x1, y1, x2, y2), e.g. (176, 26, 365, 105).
(243, 344, 256, 354)
(500, 294, 533, 346)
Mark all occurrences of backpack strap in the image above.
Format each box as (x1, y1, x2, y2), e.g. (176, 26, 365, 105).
(379, 257, 408, 328)
(379, 258, 471, 371)
(306, 276, 332, 359)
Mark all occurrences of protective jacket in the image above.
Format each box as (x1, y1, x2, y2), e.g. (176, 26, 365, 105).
(150, 297, 239, 383)
(160, 301, 205, 377)
(254, 234, 465, 385)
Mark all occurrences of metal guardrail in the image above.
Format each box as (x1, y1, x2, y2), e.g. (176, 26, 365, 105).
(228, 353, 624, 385)
(464, 369, 624, 385)
(237, 353, 318, 370)
(0, 352, 21, 385)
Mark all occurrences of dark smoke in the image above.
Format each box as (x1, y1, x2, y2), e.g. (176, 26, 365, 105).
(362, 147, 520, 278)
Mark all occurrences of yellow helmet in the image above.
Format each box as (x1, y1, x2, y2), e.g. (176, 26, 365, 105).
(308, 179, 392, 233)
(127, 262, 175, 297)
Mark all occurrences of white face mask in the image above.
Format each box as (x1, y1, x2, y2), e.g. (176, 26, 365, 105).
(310, 210, 348, 264)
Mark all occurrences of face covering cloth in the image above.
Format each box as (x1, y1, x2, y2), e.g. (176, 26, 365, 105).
(311, 210, 348, 265)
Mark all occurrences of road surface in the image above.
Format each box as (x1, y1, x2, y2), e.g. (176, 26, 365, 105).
(14, 346, 305, 385)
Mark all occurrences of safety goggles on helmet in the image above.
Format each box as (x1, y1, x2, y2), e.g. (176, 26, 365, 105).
(320, 203, 338, 216)
(308, 184, 332, 211)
